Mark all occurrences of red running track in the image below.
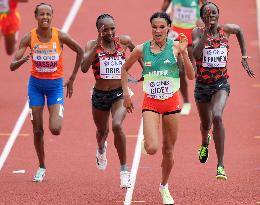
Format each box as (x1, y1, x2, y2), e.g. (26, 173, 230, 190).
(0, 0, 259, 204)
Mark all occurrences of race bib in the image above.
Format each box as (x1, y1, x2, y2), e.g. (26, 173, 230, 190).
(173, 6, 196, 24)
(0, 0, 9, 13)
(202, 47, 228, 68)
(145, 80, 174, 100)
(100, 55, 125, 79)
(33, 53, 59, 73)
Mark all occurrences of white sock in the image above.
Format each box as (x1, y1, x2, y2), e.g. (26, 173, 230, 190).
(160, 183, 168, 189)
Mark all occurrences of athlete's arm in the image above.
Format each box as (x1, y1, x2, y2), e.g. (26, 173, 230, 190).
(175, 34, 195, 80)
(81, 26, 104, 73)
(120, 35, 144, 69)
(223, 24, 255, 77)
(10, 33, 31, 71)
(121, 45, 143, 113)
(161, 0, 171, 12)
(192, 27, 209, 59)
(59, 31, 84, 98)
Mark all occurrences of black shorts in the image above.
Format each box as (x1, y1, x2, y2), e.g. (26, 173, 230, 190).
(92, 87, 123, 111)
(194, 79, 230, 103)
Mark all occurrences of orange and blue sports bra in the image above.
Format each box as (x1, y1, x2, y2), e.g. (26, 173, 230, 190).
(92, 36, 126, 80)
(30, 27, 64, 79)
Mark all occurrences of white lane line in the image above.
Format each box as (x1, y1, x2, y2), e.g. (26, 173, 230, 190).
(256, 0, 260, 53)
(124, 118, 144, 205)
(0, 0, 83, 171)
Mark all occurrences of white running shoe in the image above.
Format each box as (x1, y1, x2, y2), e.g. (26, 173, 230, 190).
(159, 186, 174, 205)
(120, 171, 131, 189)
(33, 167, 46, 182)
(96, 141, 107, 170)
(180, 103, 191, 115)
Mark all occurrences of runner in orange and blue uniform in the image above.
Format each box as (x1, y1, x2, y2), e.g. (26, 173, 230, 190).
(10, 3, 83, 182)
(192, 2, 254, 180)
(121, 12, 194, 204)
(0, 0, 28, 55)
(161, 0, 207, 115)
(81, 14, 139, 189)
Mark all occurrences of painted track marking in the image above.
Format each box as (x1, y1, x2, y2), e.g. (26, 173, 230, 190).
(124, 119, 144, 205)
(0, 0, 84, 171)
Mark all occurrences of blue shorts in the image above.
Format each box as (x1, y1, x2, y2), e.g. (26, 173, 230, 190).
(28, 76, 64, 107)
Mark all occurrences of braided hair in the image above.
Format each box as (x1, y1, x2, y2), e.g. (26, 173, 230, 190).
(200, 2, 219, 18)
(96, 14, 114, 29)
(150, 12, 172, 26)
(34, 3, 53, 16)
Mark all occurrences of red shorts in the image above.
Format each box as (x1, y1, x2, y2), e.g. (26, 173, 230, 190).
(0, 10, 20, 35)
(142, 91, 182, 115)
(172, 26, 193, 45)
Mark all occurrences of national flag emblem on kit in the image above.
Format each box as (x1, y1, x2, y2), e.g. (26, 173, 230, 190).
(145, 61, 152, 67)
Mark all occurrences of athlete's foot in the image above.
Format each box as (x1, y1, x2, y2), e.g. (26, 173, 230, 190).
(216, 165, 227, 180)
(198, 134, 211, 163)
(96, 141, 107, 170)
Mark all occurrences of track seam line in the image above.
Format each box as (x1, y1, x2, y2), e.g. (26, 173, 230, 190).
(0, 0, 84, 171)
(124, 119, 144, 205)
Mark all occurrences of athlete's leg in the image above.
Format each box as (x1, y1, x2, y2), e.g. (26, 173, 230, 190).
(92, 106, 110, 153)
(142, 111, 160, 155)
(48, 104, 63, 135)
(210, 90, 228, 166)
(196, 101, 212, 145)
(30, 106, 45, 168)
(161, 113, 179, 185)
(111, 99, 127, 165)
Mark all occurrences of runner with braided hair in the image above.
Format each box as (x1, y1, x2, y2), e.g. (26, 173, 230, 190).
(81, 13, 140, 189)
(192, 1, 254, 180)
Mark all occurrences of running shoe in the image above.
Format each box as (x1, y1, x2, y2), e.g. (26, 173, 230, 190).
(180, 103, 191, 115)
(33, 167, 46, 182)
(96, 141, 107, 170)
(198, 134, 211, 163)
(120, 171, 131, 189)
(216, 165, 227, 180)
(159, 186, 174, 205)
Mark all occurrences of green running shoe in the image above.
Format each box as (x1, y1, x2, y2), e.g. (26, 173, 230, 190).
(198, 134, 211, 163)
(216, 165, 227, 180)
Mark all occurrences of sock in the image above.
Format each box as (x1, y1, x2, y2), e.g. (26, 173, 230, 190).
(120, 164, 128, 172)
(160, 183, 168, 189)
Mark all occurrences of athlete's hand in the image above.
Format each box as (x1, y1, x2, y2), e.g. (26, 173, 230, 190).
(95, 25, 105, 47)
(64, 78, 74, 98)
(23, 53, 32, 64)
(123, 95, 134, 113)
(179, 33, 188, 53)
(241, 57, 255, 78)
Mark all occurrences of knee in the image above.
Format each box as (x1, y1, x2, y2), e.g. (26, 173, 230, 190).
(112, 122, 122, 134)
(145, 144, 159, 155)
(162, 146, 174, 157)
(50, 126, 61, 135)
(212, 115, 223, 126)
(34, 128, 44, 138)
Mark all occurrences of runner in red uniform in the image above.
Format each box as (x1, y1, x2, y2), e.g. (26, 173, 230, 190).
(81, 14, 140, 189)
(0, 0, 28, 55)
(192, 2, 254, 180)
